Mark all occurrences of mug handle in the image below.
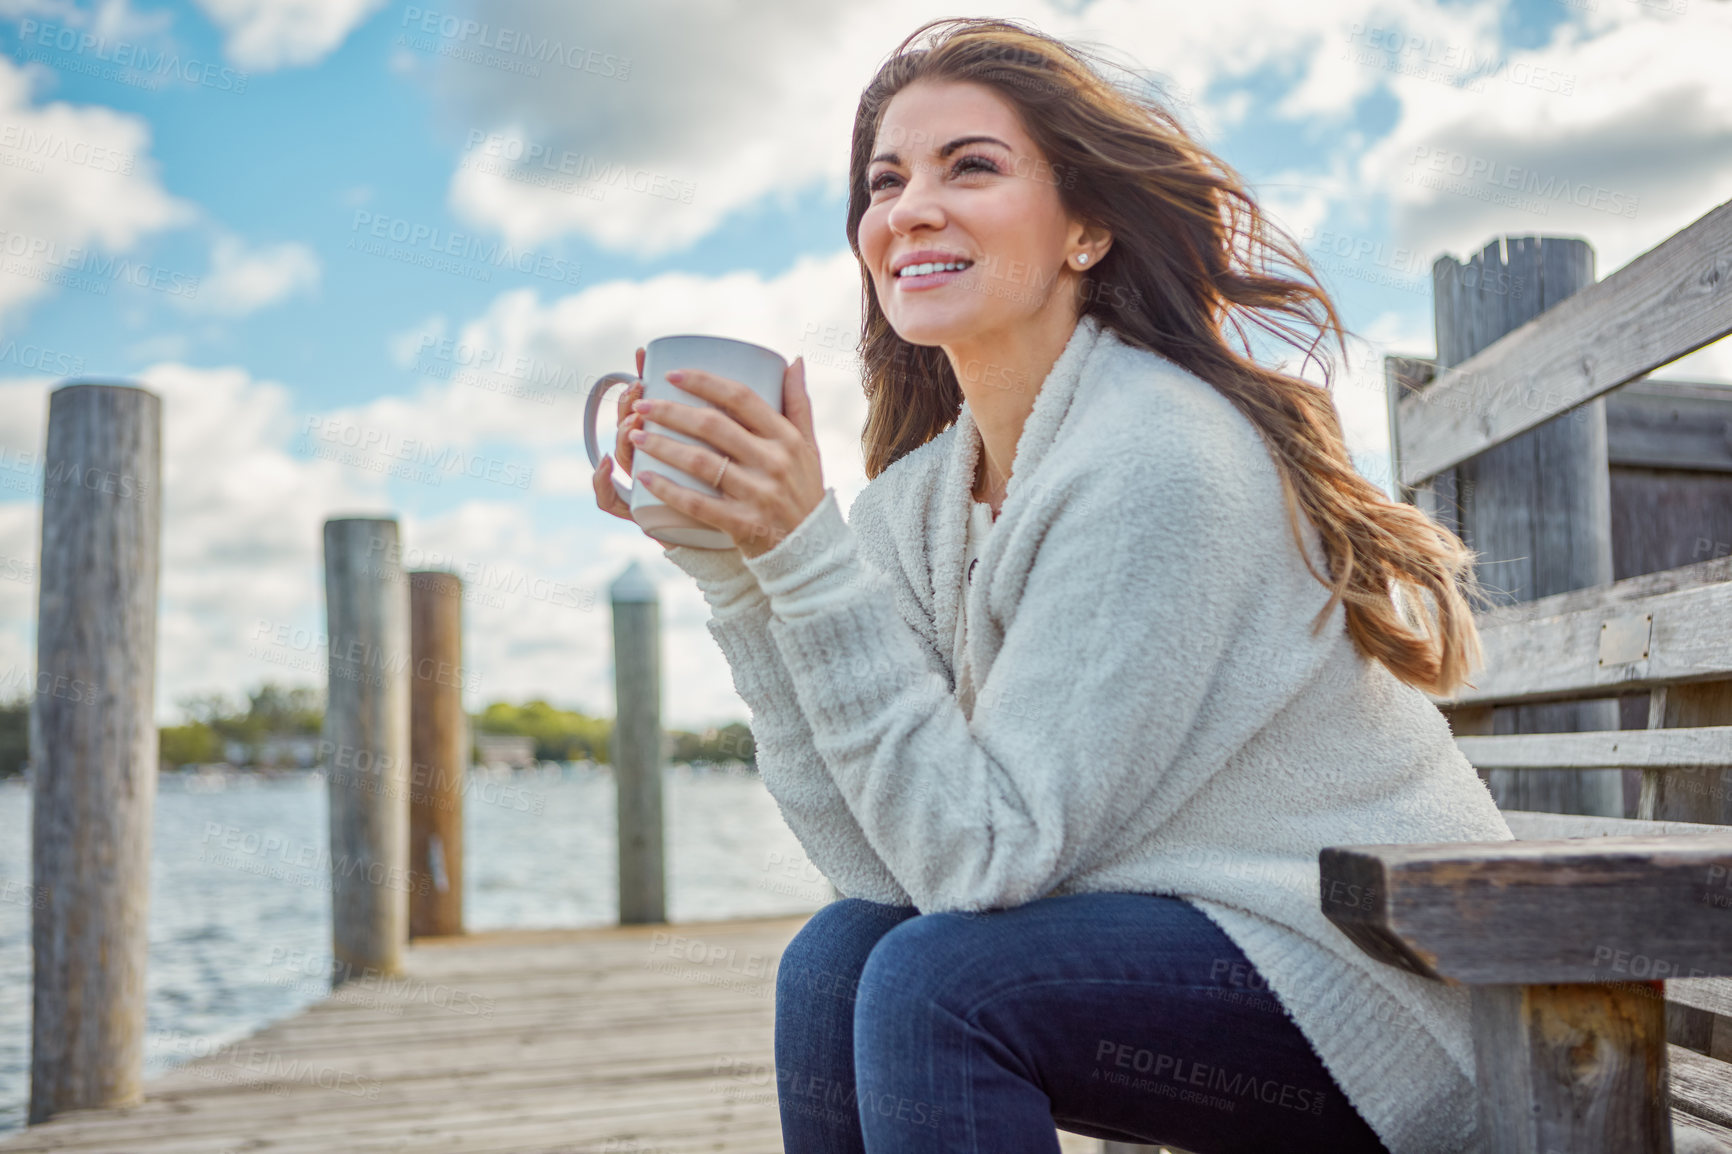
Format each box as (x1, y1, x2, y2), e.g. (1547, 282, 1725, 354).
(584, 370, 643, 508)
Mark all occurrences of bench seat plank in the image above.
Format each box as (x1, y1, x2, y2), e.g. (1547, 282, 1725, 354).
(1320, 834, 1732, 984)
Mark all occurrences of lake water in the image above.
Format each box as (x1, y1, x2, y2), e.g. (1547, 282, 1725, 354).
(0, 764, 829, 1135)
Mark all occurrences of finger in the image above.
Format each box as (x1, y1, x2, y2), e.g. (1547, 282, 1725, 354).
(637, 469, 738, 540)
(592, 454, 635, 521)
(635, 346, 645, 378)
(615, 377, 642, 426)
(631, 396, 765, 469)
(630, 426, 766, 498)
(781, 356, 818, 453)
(614, 410, 641, 475)
(662, 368, 782, 438)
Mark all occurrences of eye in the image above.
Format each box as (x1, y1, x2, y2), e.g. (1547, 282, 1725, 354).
(952, 154, 1003, 177)
(868, 170, 902, 193)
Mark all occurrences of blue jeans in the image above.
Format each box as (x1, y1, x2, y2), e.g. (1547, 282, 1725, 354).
(773, 892, 1391, 1154)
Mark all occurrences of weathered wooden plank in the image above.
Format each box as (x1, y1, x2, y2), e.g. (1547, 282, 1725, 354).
(1672, 980, 1732, 1020)
(1644, 683, 1732, 824)
(1320, 834, 1732, 984)
(1502, 810, 1731, 839)
(1458, 727, 1732, 772)
(1673, 1044, 1732, 1130)
(1608, 380, 1732, 474)
(1501, 812, 1732, 1043)
(1471, 982, 1670, 1154)
(1468, 554, 1732, 629)
(1400, 199, 1732, 484)
(0, 917, 808, 1154)
(1434, 572, 1732, 709)
(16, 1066, 782, 1150)
(1676, 1110, 1732, 1154)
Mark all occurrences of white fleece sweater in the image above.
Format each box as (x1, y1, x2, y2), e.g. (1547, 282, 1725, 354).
(662, 313, 1514, 1154)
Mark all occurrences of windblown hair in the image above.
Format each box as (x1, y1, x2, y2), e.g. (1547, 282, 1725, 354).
(846, 17, 1489, 696)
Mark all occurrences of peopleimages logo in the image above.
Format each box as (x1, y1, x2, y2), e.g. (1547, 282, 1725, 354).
(398, 8, 631, 79)
(0, 338, 83, 376)
(0, 227, 200, 297)
(461, 131, 697, 204)
(300, 416, 536, 490)
(0, 123, 134, 174)
(15, 19, 249, 92)
(1406, 146, 1639, 219)
(347, 211, 581, 285)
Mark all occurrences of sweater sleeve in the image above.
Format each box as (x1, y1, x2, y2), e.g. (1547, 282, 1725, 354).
(661, 542, 913, 906)
(741, 460, 1255, 915)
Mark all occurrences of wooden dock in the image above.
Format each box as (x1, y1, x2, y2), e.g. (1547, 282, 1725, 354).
(0, 913, 1109, 1153)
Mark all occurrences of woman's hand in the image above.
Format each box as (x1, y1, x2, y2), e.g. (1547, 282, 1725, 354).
(593, 346, 651, 524)
(626, 355, 824, 559)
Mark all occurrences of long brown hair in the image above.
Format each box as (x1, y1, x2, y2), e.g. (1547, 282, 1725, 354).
(845, 17, 1488, 696)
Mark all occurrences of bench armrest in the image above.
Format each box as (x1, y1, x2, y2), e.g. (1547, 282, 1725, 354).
(1319, 833, 1732, 984)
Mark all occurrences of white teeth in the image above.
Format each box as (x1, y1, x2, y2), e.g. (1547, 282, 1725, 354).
(897, 260, 971, 278)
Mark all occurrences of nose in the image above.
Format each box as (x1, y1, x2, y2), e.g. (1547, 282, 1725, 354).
(885, 159, 945, 237)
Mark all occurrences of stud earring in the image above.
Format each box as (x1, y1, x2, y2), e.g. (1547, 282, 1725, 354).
(1076, 253, 1089, 266)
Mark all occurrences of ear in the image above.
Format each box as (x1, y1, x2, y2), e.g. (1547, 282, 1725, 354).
(1069, 219, 1113, 267)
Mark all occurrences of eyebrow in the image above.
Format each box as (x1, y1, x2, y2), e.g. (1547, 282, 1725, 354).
(869, 134, 1013, 167)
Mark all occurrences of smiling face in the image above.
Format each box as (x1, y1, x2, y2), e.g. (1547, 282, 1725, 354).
(859, 79, 1089, 350)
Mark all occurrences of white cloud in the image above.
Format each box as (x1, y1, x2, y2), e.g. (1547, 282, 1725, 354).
(191, 0, 386, 71)
(183, 234, 321, 316)
(0, 56, 192, 329)
(430, 0, 1390, 254)
(1356, 3, 1732, 278)
(421, 0, 1732, 350)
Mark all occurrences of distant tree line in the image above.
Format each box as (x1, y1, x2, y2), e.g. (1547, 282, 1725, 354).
(159, 683, 326, 768)
(473, 699, 755, 767)
(0, 683, 755, 777)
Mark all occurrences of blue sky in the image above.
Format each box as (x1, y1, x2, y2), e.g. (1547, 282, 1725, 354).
(0, 0, 1726, 730)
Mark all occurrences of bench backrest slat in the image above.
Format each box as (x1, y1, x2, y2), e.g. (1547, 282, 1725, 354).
(1457, 728, 1732, 772)
(1431, 557, 1732, 710)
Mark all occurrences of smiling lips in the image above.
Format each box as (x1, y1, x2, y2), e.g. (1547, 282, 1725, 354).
(892, 253, 975, 288)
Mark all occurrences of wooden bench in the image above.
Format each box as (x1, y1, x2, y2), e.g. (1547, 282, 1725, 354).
(1320, 198, 1732, 1153)
(1321, 824, 1732, 1153)
(1095, 203, 1732, 1154)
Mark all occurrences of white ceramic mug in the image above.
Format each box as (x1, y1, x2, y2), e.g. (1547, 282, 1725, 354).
(585, 334, 787, 549)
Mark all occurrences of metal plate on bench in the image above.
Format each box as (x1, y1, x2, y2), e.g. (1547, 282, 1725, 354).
(1600, 612, 1654, 666)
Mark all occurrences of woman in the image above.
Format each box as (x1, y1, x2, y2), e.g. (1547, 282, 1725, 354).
(592, 17, 1510, 1154)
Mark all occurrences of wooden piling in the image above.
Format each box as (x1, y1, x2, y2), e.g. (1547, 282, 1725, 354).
(29, 383, 161, 1124)
(409, 570, 465, 938)
(610, 561, 665, 924)
(322, 518, 411, 980)
(1433, 237, 1622, 817)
